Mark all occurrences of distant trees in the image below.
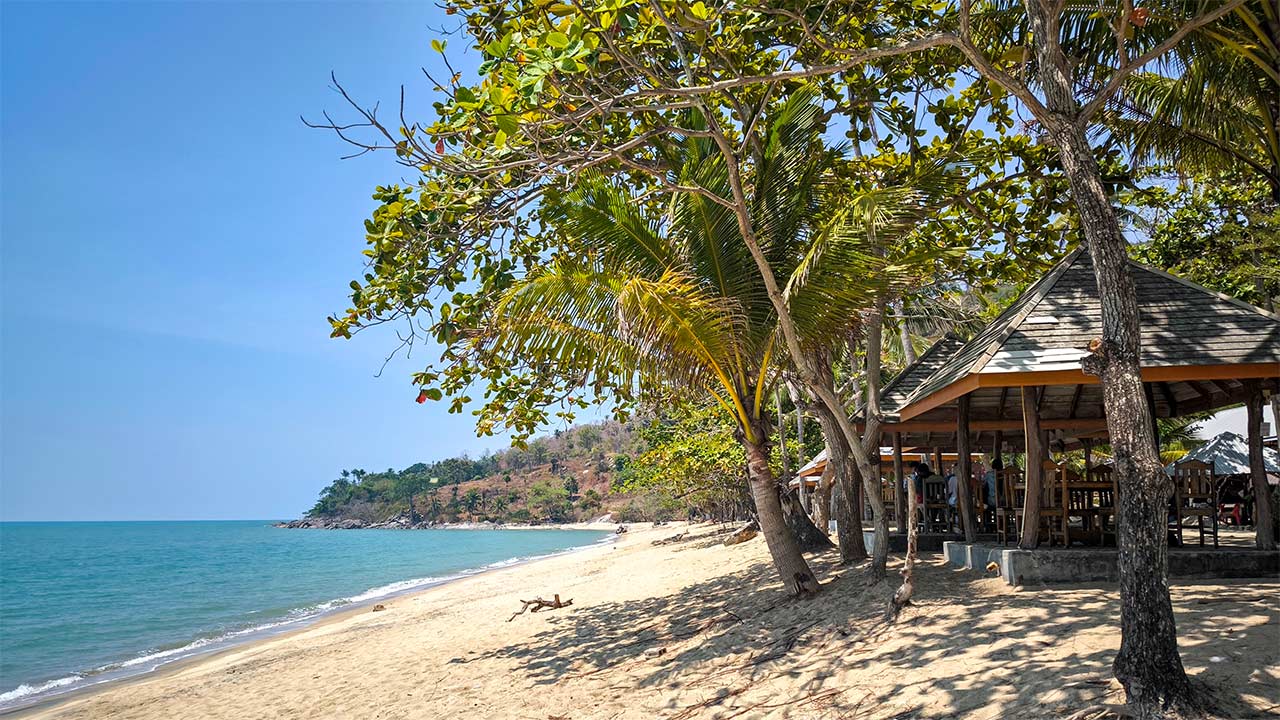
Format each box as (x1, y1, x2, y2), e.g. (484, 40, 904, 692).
(303, 420, 639, 524)
(527, 480, 572, 523)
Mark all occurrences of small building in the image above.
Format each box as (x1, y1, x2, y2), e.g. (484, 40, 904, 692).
(817, 249, 1279, 574)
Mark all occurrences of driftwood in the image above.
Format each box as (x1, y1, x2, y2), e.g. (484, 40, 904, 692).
(507, 594, 574, 622)
(723, 520, 759, 546)
(652, 532, 687, 546)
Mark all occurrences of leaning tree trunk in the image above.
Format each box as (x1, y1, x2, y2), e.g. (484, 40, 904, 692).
(1024, 2, 1192, 710)
(743, 435, 821, 595)
(781, 483, 835, 552)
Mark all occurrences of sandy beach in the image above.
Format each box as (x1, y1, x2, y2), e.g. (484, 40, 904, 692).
(14, 523, 1278, 720)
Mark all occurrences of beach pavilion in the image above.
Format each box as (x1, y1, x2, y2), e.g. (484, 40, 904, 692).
(810, 249, 1280, 575)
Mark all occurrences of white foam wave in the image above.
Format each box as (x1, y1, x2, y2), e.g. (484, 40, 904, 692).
(0, 675, 81, 703)
(0, 534, 611, 710)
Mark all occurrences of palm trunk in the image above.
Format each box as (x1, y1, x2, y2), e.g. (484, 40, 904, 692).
(1023, 1, 1191, 710)
(836, 445, 869, 563)
(897, 309, 917, 365)
(744, 435, 821, 595)
(813, 465, 834, 532)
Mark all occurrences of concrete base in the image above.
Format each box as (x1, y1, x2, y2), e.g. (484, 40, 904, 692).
(862, 531, 998, 553)
(944, 541, 1280, 586)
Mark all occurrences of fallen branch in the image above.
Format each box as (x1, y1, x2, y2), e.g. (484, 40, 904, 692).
(507, 594, 574, 622)
(652, 532, 688, 546)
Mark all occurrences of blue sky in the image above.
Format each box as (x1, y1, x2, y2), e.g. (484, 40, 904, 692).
(1, 1, 517, 520)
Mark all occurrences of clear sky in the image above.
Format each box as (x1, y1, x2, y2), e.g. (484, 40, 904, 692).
(1, 1, 514, 521)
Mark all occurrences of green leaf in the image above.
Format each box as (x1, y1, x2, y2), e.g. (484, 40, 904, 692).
(494, 113, 519, 136)
(545, 31, 569, 49)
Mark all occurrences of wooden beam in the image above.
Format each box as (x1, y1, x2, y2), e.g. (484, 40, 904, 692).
(1186, 380, 1215, 401)
(1067, 384, 1084, 419)
(1158, 382, 1179, 418)
(956, 395, 976, 541)
(896, 363, 1280, 421)
(1019, 386, 1045, 549)
(875, 418, 1108, 433)
(996, 386, 1009, 420)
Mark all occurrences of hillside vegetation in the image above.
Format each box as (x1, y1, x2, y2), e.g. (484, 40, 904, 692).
(301, 421, 657, 526)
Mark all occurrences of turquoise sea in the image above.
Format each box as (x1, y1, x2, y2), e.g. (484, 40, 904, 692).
(0, 521, 608, 710)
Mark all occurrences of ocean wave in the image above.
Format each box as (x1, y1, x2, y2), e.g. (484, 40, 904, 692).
(0, 536, 610, 711)
(0, 675, 81, 704)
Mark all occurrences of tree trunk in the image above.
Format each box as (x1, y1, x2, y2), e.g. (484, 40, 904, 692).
(889, 452, 920, 620)
(743, 436, 821, 595)
(781, 481, 835, 552)
(1022, 1, 1193, 709)
(897, 309, 917, 365)
(956, 395, 977, 542)
(836, 446, 869, 563)
(810, 387, 878, 567)
(814, 463, 835, 533)
(1246, 381, 1277, 549)
(1019, 387, 1045, 549)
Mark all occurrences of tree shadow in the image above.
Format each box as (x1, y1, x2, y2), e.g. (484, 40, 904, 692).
(472, 543, 1279, 719)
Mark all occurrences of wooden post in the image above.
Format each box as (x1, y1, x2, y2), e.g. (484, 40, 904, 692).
(933, 447, 944, 476)
(1246, 381, 1277, 550)
(1020, 386, 1045, 548)
(991, 430, 1004, 508)
(956, 394, 977, 541)
(893, 432, 907, 533)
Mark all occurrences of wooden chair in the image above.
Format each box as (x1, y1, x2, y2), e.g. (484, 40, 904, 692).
(921, 476, 949, 533)
(1172, 459, 1219, 548)
(1088, 465, 1118, 546)
(1011, 460, 1067, 546)
(879, 479, 897, 527)
(996, 467, 1023, 545)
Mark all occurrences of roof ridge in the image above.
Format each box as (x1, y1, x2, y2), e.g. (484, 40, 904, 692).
(1128, 258, 1280, 323)
(896, 247, 1084, 409)
(966, 248, 1085, 373)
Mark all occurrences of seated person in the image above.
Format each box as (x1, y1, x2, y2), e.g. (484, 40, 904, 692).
(909, 461, 933, 500)
(983, 457, 1003, 510)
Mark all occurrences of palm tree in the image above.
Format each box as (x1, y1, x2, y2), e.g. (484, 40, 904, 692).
(1107, 3, 1279, 200)
(479, 93, 912, 594)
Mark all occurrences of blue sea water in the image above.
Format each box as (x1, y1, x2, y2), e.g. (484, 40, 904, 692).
(0, 521, 608, 709)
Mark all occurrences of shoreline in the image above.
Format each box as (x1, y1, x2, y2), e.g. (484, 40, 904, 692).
(1, 526, 620, 717)
(11, 522, 1276, 720)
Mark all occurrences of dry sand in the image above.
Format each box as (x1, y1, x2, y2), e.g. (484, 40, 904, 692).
(14, 523, 1278, 720)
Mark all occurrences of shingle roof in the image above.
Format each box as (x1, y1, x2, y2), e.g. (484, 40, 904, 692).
(878, 334, 966, 418)
(893, 249, 1280, 414)
(1167, 431, 1280, 477)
